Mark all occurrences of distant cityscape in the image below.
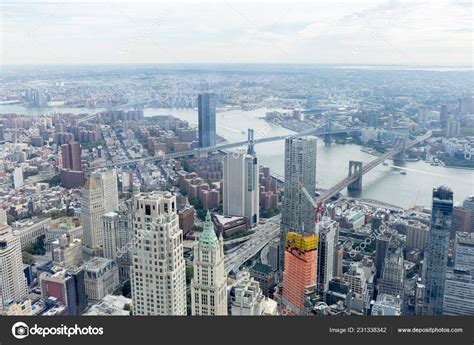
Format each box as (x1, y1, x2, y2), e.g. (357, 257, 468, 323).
(0, 64, 473, 317)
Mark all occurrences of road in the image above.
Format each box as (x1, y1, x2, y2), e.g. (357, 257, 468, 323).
(224, 215, 280, 274)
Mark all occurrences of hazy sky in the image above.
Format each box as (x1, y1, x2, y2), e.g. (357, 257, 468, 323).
(1, 0, 472, 66)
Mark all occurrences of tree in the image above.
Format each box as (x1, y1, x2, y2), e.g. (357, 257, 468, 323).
(22, 251, 36, 265)
(24, 235, 46, 255)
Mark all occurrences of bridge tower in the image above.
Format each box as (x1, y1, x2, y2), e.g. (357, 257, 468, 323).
(393, 138, 407, 164)
(348, 161, 363, 192)
(324, 119, 332, 146)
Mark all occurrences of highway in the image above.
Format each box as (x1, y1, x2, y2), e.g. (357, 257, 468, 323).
(224, 215, 280, 274)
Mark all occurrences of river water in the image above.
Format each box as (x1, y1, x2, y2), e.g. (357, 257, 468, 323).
(2, 104, 473, 208)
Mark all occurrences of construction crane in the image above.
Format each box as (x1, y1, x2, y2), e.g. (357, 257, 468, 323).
(297, 180, 326, 222)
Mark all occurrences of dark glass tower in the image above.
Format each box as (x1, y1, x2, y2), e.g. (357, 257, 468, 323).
(198, 93, 216, 148)
(423, 186, 453, 315)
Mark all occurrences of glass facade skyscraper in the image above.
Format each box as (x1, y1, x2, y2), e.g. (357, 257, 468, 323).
(422, 186, 453, 315)
(198, 93, 216, 148)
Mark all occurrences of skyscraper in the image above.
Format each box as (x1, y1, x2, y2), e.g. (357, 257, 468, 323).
(61, 141, 82, 171)
(81, 175, 105, 249)
(454, 232, 474, 272)
(377, 248, 404, 299)
(281, 232, 318, 315)
(462, 196, 474, 233)
(423, 186, 453, 315)
(223, 131, 259, 226)
(102, 209, 132, 281)
(198, 93, 216, 148)
(0, 214, 28, 310)
(81, 169, 119, 250)
(316, 218, 338, 294)
(374, 233, 390, 281)
(130, 192, 186, 315)
(191, 212, 227, 315)
(280, 137, 317, 272)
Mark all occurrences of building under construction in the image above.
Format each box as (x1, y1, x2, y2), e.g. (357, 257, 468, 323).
(281, 232, 318, 315)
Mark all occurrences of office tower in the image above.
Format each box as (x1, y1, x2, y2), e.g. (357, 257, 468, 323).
(97, 169, 119, 213)
(81, 175, 105, 249)
(374, 233, 390, 280)
(198, 93, 216, 148)
(454, 232, 474, 272)
(443, 268, 474, 315)
(377, 249, 404, 298)
(39, 267, 86, 315)
(61, 141, 82, 171)
(60, 141, 85, 188)
(281, 232, 318, 315)
(52, 234, 83, 268)
(83, 257, 120, 302)
(0, 124, 4, 141)
(102, 210, 132, 281)
(333, 243, 344, 278)
(0, 221, 29, 310)
(223, 134, 259, 226)
(131, 192, 186, 315)
(462, 196, 474, 233)
(343, 262, 370, 314)
(440, 104, 448, 129)
(317, 218, 338, 294)
(191, 212, 227, 315)
(453, 207, 472, 236)
(280, 137, 317, 272)
(423, 186, 453, 315)
(267, 238, 279, 273)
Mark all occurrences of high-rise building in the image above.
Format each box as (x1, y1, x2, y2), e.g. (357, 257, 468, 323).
(374, 233, 390, 280)
(81, 175, 105, 249)
(377, 248, 404, 298)
(96, 169, 119, 213)
(131, 192, 186, 315)
(317, 218, 338, 294)
(61, 141, 82, 171)
(440, 104, 448, 129)
(423, 186, 453, 315)
(39, 267, 86, 315)
(191, 212, 227, 315)
(453, 206, 472, 236)
(280, 137, 317, 272)
(443, 268, 474, 315)
(198, 93, 216, 148)
(454, 232, 474, 272)
(406, 220, 430, 252)
(102, 210, 132, 281)
(223, 133, 259, 226)
(0, 215, 29, 310)
(250, 263, 276, 297)
(281, 232, 318, 315)
(462, 196, 474, 233)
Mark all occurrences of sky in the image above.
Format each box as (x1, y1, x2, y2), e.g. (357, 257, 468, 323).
(0, 0, 472, 66)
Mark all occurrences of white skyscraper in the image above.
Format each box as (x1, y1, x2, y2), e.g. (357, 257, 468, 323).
(98, 169, 119, 213)
(131, 192, 186, 315)
(0, 212, 28, 309)
(81, 175, 105, 249)
(81, 169, 119, 250)
(102, 209, 132, 281)
(223, 132, 259, 227)
(191, 212, 227, 315)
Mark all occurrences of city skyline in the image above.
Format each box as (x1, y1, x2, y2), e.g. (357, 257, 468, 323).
(1, 0, 472, 66)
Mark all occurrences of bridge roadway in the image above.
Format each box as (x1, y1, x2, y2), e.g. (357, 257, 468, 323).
(316, 132, 432, 204)
(86, 127, 362, 171)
